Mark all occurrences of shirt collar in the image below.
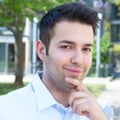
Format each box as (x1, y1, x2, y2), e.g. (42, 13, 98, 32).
(31, 71, 58, 111)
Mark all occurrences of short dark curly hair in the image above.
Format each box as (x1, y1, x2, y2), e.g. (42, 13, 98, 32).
(39, 2, 99, 54)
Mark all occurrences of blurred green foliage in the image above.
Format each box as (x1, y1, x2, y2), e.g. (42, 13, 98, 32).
(115, 0, 120, 15)
(92, 32, 112, 65)
(113, 44, 120, 53)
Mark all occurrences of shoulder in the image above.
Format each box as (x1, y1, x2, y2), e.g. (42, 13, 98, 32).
(0, 83, 34, 102)
(0, 83, 34, 114)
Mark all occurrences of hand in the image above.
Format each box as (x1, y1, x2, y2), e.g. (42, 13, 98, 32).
(65, 77, 108, 120)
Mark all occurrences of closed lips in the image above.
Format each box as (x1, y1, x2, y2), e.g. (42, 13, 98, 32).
(64, 67, 85, 73)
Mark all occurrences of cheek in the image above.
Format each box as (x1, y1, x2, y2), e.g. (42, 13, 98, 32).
(50, 52, 68, 68)
(52, 49, 70, 62)
(84, 55, 92, 67)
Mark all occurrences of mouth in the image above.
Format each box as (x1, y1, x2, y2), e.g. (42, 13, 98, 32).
(64, 67, 85, 77)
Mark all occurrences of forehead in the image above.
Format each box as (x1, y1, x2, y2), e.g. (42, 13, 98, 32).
(51, 20, 94, 45)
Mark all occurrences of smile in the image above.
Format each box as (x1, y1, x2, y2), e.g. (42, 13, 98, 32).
(64, 67, 85, 76)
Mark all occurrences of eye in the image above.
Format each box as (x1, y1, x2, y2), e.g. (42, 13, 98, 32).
(83, 48, 92, 53)
(60, 45, 71, 49)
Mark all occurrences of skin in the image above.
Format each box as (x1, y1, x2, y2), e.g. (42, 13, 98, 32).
(36, 21, 108, 120)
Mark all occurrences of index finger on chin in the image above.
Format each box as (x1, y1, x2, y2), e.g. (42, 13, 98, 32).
(65, 77, 88, 91)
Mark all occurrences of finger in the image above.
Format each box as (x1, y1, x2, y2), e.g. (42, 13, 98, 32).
(69, 91, 88, 106)
(65, 77, 88, 91)
(72, 98, 88, 112)
(73, 102, 90, 116)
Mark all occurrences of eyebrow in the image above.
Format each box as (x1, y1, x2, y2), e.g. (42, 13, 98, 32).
(84, 44, 93, 47)
(59, 40, 75, 44)
(59, 40, 93, 47)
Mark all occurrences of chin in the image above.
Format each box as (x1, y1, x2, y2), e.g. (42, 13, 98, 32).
(69, 75, 85, 81)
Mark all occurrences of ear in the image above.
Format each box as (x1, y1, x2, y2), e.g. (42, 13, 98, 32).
(36, 40, 46, 61)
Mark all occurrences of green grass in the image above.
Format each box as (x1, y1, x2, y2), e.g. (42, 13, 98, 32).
(0, 83, 20, 95)
(0, 83, 27, 95)
(86, 84, 106, 97)
(0, 83, 106, 97)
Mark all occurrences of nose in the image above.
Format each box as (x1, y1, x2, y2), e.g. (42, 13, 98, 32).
(70, 49, 84, 65)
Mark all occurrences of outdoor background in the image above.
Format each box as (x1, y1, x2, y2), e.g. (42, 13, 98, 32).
(0, 0, 120, 120)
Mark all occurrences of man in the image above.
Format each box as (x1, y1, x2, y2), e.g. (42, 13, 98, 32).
(0, 2, 113, 120)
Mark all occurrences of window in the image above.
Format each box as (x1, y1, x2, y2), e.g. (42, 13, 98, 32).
(111, 24, 120, 42)
(0, 43, 15, 73)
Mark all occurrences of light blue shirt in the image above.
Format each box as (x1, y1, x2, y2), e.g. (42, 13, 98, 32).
(0, 72, 113, 120)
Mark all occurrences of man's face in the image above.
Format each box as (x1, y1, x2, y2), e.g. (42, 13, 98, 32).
(42, 21, 94, 92)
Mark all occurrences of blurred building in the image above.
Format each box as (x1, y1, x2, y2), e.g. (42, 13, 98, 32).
(0, 18, 32, 74)
(110, 1, 120, 76)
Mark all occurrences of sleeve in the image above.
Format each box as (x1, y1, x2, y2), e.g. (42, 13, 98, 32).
(102, 104, 114, 120)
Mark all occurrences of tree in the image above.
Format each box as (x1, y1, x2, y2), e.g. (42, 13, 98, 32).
(109, 0, 120, 15)
(114, 0, 120, 14)
(0, 0, 75, 87)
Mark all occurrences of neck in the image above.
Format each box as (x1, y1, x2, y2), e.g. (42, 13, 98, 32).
(42, 75, 70, 107)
